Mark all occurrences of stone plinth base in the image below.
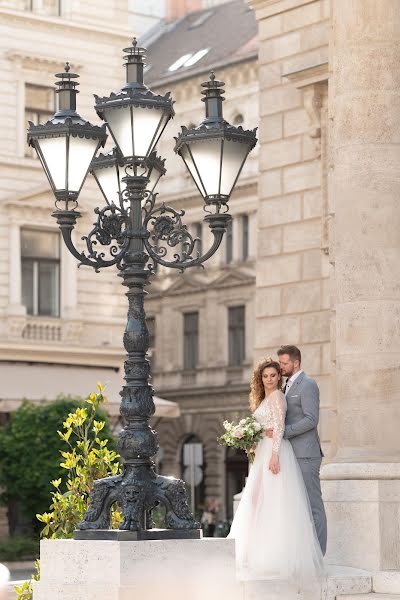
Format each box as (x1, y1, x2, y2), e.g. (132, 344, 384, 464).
(74, 528, 202, 540)
(32, 538, 373, 600)
(322, 463, 400, 571)
(33, 538, 241, 600)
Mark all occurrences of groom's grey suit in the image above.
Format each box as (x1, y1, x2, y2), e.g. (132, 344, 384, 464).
(284, 371, 327, 555)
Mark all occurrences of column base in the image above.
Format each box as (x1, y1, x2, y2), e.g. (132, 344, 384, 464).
(321, 462, 400, 571)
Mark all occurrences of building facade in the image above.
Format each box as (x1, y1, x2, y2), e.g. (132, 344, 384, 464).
(0, 0, 133, 533)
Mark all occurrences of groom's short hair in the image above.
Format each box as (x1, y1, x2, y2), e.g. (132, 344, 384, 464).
(277, 345, 301, 364)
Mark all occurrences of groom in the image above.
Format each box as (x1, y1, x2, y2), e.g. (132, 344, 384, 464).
(266, 344, 327, 555)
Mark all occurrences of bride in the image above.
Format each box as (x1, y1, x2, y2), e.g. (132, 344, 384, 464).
(228, 358, 324, 591)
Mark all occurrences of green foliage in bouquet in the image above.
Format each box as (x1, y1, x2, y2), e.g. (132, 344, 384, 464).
(218, 415, 264, 463)
(15, 383, 122, 600)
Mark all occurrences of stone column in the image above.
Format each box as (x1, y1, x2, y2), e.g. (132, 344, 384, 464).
(322, 0, 400, 571)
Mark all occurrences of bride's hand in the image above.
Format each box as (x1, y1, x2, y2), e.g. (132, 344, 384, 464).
(269, 453, 280, 475)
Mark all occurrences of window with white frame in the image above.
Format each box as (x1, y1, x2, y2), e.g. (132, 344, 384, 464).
(225, 219, 233, 264)
(228, 305, 245, 366)
(21, 229, 60, 317)
(242, 214, 249, 260)
(146, 316, 156, 369)
(20, 0, 63, 15)
(25, 84, 55, 157)
(183, 311, 199, 370)
(194, 223, 202, 257)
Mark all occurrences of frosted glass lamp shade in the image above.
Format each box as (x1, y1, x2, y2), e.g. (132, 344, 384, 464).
(100, 103, 170, 162)
(177, 135, 253, 203)
(28, 119, 107, 204)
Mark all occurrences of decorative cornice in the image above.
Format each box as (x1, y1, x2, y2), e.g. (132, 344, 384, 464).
(157, 382, 250, 400)
(154, 60, 259, 104)
(6, 50, 81, 72)
(247, 0, 316, 19)
(0, 7, 131, 39)
(148, 53, 258, 90)
(156, 174, 258, 207)
(211, 268, 256, 290)
(283, 61, 329, 89)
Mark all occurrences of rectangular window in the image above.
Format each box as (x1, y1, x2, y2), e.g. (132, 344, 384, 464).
(25, 84, 55, 157)
(183, 312, 199, 370)
(146, 316, 156, 369)
(242, 214, 249, 260)
(226, 219, 233, 263)
(228, 305, 245, 366)
(24, 0, 62, 15)
(21, 229, 60, 317)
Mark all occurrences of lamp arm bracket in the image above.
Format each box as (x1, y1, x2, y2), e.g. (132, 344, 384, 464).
(53, 208, 129, 272)
(143, 206, 231, 272)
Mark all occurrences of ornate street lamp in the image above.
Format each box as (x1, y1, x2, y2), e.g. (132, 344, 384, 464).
(28, 39, 257, 540)
(175, 72, 257, 211)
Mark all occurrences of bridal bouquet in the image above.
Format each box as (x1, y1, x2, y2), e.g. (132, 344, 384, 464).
(218, 416, 264, 463)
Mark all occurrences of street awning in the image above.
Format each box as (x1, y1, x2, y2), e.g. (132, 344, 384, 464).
(0, 362, 180, 418)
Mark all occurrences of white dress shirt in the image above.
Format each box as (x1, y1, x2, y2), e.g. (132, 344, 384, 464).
(284, 369, 303, 396)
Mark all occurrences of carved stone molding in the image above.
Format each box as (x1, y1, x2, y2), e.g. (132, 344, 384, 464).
(284, 62, 329, 157)
(153, 59, 258, 104)
(247, 0, 316, 18)
(6, 50, 77, 73)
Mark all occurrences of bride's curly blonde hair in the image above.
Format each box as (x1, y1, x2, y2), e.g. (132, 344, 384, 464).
(249, 357, 283, 412)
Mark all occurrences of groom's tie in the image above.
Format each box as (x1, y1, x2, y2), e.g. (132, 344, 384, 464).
(283, 380, 289, 394)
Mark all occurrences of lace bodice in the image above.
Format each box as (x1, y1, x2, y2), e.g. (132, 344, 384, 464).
(253, 390, 287, 453)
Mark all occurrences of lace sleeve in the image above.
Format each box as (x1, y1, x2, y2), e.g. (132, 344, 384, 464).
(270, 391, 287, 454)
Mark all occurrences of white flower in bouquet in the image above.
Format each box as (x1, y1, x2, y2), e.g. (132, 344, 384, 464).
(218, 415, 264, 463)
(233, 427, 244, 438)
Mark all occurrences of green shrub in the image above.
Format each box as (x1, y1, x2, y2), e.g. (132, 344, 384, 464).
(15, 383, 122, 600)
(37, 383, 122, 538)
(0, 392, 115, 530)
(0, 535, 39, 561)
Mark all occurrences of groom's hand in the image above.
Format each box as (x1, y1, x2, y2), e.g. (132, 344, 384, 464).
(265, 428, 273, 438)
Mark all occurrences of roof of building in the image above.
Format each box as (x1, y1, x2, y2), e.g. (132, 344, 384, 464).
(140, 0, 258, 87)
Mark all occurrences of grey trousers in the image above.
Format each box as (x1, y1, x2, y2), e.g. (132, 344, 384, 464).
(297, 457, 327, 555)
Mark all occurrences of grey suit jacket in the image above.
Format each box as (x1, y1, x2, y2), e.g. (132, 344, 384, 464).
(284, 371, 323, 458)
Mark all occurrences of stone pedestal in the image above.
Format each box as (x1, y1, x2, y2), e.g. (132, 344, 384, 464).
(33, 538, 242, 600)
(322, 463, 400, 571)
(32, 537, 374, 600)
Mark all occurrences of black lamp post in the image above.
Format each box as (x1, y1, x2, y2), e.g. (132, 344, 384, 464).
(28, 39, 257, 540)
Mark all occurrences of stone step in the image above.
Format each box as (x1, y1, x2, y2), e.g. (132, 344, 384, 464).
(242, 565, 372, 600)
(374, 572, 400, 595)
(324, 565, 372, 600)
(340, 595, 400, 600)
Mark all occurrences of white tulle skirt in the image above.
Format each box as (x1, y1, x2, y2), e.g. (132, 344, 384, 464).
(228, 437, 325, 595)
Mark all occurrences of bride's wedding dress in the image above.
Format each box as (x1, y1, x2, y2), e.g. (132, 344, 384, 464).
(228, 390, 324, 593)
